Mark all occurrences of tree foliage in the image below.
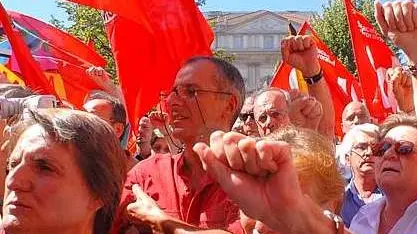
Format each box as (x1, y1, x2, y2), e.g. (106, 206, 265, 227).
(312, 0, 397, 75)
(52, 1, 116, 79)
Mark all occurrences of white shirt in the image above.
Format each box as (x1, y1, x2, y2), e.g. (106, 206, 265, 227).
(350, 198, 417, 234)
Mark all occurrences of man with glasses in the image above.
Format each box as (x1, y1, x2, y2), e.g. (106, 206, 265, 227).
(253, 88, 292, 136)
(253, 35, 334, 138)
(236, 95, 259, 137)
(112, 56, 246, 233)
(339, 123, 383, 227)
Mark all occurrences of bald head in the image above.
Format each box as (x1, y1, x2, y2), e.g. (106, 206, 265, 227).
(342, 101, 371, 134)
(254, 89, 291, 136)
(83, 99, 126, 139)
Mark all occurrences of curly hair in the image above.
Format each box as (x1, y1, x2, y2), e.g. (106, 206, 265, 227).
(267, 127, 345, 212)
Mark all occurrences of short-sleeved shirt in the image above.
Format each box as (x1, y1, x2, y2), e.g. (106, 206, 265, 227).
(341, 180, 383, 227)
(350, 198, 417, 234)
(112, 153, 243, 234)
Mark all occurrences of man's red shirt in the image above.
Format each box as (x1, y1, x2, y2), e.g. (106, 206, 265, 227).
(112, 153, 243, 233)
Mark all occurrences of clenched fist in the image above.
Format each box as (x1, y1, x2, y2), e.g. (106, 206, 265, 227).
(281, 35, 321, 77)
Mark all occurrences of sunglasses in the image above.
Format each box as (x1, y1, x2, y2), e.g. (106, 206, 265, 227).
(239, 112, 255, 122)
(372, 140, 415, 157)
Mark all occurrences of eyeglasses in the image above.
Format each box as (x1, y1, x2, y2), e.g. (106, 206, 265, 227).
(372, 140, 415, 157)
(350, 143, 374, 159)
(239, 112, 255, 122)
(257, 110, 288, 123)
(170, 86, 233, 99)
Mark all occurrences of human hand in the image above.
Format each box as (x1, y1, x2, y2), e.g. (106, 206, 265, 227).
(86, 66, 113, 89)
(127, 184, 167, 229)
(375, 1, 417, 62)
(386, 66, 414, 112)
(148, 111, 169, 135)
(281, 35, 321, 77)
(289, 96, 323, 130)
(193, 131, 305, 231)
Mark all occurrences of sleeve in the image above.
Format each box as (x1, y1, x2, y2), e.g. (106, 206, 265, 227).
(225, 201, 245, 234)
(110, 164, 145, 234)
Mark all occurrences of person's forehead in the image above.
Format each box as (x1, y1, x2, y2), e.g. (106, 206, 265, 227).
(255, 91, 287, 109)
(175, 60, 221, 89)
(344, 103, 367, 116)
(10, 125, 67, 164)
(83, 99, 113, 118)
(241, 98, 255, 113)
(352, 131, 378, 145)
(385, 125, 417, 142)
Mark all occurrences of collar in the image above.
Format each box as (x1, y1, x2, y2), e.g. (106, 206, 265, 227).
(174, 152, 215, 188)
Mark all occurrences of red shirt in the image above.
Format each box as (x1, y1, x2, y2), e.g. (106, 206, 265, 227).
(112, 153, 243, 233)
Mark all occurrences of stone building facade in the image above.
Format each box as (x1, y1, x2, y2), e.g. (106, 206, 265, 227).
(206, 10, 314, 92)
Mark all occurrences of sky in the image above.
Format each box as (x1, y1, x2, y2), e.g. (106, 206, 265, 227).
(2, 0, 330, 23)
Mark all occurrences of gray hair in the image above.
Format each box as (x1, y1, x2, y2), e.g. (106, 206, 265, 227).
(338, 123, 379, 159)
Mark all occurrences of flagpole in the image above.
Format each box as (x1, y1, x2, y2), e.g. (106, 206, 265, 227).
(343, 0, 366, 103)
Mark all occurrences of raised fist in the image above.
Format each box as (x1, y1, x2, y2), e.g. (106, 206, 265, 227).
(375, 1, 417, 61)
(281, 35, 321, 77)
(289, 95, 323, 130)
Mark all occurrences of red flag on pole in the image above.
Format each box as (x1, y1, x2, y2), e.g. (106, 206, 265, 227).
(344, 0, 398, 122)
(9, 11, 106, 68)
(0, 2, 56, 95)
(271, 22, 362, 136)
(85, 0, 214, 132)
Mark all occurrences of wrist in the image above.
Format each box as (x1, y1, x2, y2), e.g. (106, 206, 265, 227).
(265, 195, 337, 234)
(303, 69, 323, 85)
(301, 63, 321, 78)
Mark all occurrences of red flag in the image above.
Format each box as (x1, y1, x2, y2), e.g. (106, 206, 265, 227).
(271, 22, 363, 136)
(9, 11, 106, 68)
(98, 0, 213, 132)
(344, 0, 398, 121)
(0, 3, 56, 95)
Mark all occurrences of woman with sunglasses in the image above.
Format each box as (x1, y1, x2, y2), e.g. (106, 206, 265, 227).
(350, 114, 417, 234)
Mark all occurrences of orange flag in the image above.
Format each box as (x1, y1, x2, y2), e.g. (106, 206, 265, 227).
(271, 22, 362, 136)
(344, 0, 398, 122)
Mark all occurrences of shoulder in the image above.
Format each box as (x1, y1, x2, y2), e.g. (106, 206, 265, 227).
(350, 198, 385, 233)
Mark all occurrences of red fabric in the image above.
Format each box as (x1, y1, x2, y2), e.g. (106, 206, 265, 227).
(112, 153, 242, 234)
(0, 3, 56, 95)
(344, 0, 397, 121)
(100, 0, 214, 133)
(54, 61, 103, 108)
(8, 11, 106, 68)
(67, 0, 152, 32)
(271, 22, 363, 137)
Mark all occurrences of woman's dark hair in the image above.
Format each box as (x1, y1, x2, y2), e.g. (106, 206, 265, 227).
(5, 109, 127, 234)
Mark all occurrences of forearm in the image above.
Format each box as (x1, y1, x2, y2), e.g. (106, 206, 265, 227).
(263, 195, 351, 234)
(307, 78, 335, 139)
(412, 74, 417, 117)
(157, 218, 231, 234)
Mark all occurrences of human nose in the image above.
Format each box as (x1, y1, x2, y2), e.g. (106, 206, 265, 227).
(166, 90, 183, 108)
(6, 162, 33, 192)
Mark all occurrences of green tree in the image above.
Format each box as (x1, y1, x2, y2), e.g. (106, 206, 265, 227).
(312, 0, 397, 75)
(52, 2, 116, 79)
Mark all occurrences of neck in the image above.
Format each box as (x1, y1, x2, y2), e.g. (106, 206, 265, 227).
(353, 174, 377, 198)
(384, 191, 417, 218)
(380, 195, 416, 233)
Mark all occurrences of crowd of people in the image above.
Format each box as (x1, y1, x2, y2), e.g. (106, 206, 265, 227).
(0, 1, 416, 234)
